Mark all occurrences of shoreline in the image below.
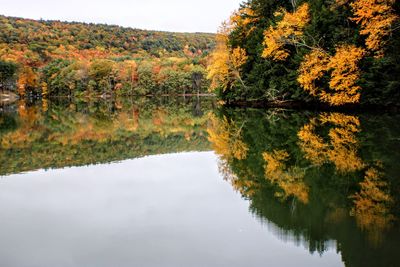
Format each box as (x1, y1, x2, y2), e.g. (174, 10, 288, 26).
(224, 99, 400, 113)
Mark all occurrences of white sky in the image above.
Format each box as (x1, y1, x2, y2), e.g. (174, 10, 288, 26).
(0, 0, 244, 33)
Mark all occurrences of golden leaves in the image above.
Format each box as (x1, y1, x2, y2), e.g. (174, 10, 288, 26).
(206, 33, 230, 91)
(350, 166, 394, 244)
(17, 66, 39, 96)
(230, 6, 259, 37)
(324, 45, 366, 105)
(298, 45, 365, 106)
(298, 113, 364, 173)
(297, 49, 331, 95)
(351, 0, 398, 56)
(207, 115, 248, 161)
(231, 47, 248, 70)
(206, 28, 248, 91)
(263, 150, 309, 204)
(262, 3, 310, 61)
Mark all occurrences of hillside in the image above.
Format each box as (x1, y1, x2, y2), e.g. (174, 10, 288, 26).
(0, 15, 216, 97)
(0, 15, 215, 56)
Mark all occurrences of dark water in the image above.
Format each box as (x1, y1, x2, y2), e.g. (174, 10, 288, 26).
(0, 98, 399, 267)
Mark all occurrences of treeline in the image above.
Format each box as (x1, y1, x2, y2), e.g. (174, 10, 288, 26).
(207, 0, 400, 107)
(0, 15, 215, 97)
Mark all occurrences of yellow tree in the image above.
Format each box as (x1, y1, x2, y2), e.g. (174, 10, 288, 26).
(17, 66, 39, 97)
(207, 32, 230, 91)
(230, 5, 259, 37)
(207, 23, 248, 91)
(298, 45, 365, 106)
(351, 0, 398, 56)
(207, 114, 249, 161)
(262, 3, 310, 61)
(263, 150, 309, 204)
(323, 45, 365, 105)
(298, 113, 365, 173)
(297, 49, 331, 96)
(351, 166, 394, 245)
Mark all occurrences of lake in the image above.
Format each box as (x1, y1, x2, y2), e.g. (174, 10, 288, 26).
(0, 97, 399, 267)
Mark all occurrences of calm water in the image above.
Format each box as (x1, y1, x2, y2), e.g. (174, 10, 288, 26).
(0, 97, 399, 267)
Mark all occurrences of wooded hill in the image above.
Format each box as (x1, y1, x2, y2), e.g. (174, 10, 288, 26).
(0, 15, 215, 97)
(0, 15, 215, 55)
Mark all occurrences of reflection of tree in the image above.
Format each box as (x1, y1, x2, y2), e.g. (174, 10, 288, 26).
(218, 159, 259, 198)
(263, 150, 309, 204)
(0, 97, 214, 175)
(351, 166, 394, 245)
(210, 109, 400, 266)
(1, 100, 43, 149)
(298, 112, 395, 242)
(298, 113, 364, 173)
(207, 114, 248, 160)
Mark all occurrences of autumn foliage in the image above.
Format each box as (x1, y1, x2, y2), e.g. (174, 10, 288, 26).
(262, 3, 310, 61)
(210, 0, 400, 106)
(351, 0, 398, 56)
(0, 15, 215, 97)
(298, 45, 365, 106)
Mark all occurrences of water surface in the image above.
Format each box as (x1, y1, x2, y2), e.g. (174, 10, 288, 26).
(1, 97, 399, 267)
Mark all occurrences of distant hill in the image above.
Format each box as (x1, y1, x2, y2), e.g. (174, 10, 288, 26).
(0, 15, 216, 97)
(0, 15, 215, 55)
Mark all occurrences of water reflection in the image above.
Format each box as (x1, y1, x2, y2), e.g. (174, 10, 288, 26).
(1, 99, 400, 267)
(0, 97, 214, 175)
(209, 108, 400, 266)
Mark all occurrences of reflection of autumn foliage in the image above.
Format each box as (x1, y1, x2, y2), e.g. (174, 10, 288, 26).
(1, 101, 209, 149)
(298, 113, 396, 240)
(1, 101, 43, 149)
(263, 150, 309, 204)
(218, 159, 259, 198)
(298, 113, 364, 173)
(207, 115, 248, 160)
(351, 166, 395, 245)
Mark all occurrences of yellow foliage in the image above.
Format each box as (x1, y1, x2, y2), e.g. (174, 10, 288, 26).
(1, 102, 42, 149)
(298, 113, 365, 173)
(323, 45, 365, 105)
(231, 47, 248, 70)
(207, 33, 230, 91)
(297, 118, 328, 165)
(262, 3, 310, 61)
(230, 6, 259, 36)
(207, 29, 248, 91)
(17, 66, 39, 96)
(351, 0, 398, 56)
(298, 45, 365, 106)
(298, 49, 331, 95)
(263, 150, 309, 204)
(351, 166, 394, 244)
(207, 115, 249, 160)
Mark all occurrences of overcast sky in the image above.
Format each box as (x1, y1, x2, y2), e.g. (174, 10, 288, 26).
(0, 0, 244, 33)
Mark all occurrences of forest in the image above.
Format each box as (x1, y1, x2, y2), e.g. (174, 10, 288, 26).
(0, 16, 215, 97)
(207, 0, 400, 107)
